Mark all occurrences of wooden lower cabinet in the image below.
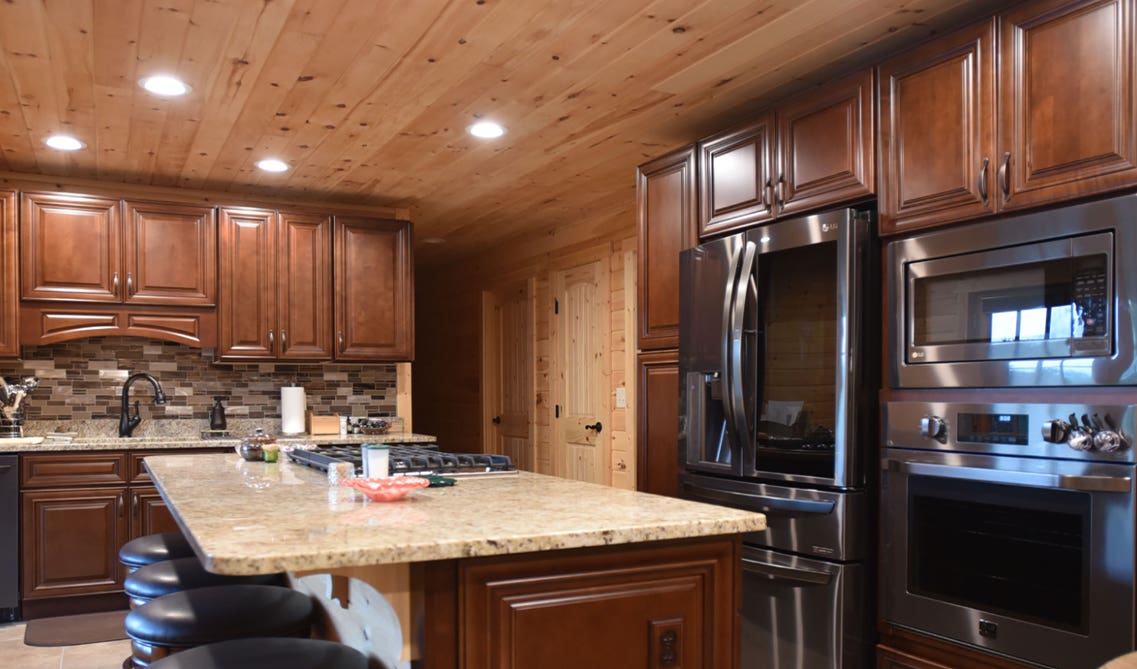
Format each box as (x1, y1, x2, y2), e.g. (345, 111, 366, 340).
(130, 486, 179, 537)
(878, 625, 1037, 669)
(638, 350, 681, 497)
(421, 536, 740, 669)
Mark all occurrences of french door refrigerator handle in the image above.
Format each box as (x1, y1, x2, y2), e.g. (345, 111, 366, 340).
(741, 556, 833, 585)
(729, 241, 758, 455)
(720, 244, 742, 447)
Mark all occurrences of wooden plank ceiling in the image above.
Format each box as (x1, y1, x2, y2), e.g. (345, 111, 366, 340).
(0, 0, 1005, 266)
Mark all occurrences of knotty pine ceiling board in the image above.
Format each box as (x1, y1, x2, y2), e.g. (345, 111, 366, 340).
(0, 0, 1009, 266)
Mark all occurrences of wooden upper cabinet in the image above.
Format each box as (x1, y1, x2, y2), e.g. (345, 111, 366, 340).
(698, 117, 775, 236)
(0, 191, 16, 358)
(334, 217, 414, 361)
(999, 0, 1137, 210)
(123, 201, 217, 306)
(777, 68, 875, 215)
(218, 208, 276, 359)
(277, 212, 332, 360)
(878, 19, 998, 234)
(638, 146, 697, 350)
(21, 192, 121, 303)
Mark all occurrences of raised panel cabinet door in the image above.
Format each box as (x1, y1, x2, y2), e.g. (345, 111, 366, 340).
(878, 19, 998, 235)
(1000, 0, 1137, 209)
(123, 201, 217, 305)
(0, 190, 16, 357)
(20, 192, 121, 302)
(277, 212, 332, 360)
(130, 487, 180, 538)
(637, 350, 680, 497)
(334, 217, 413, 361)
(637, 146, 696, 350)
(698, 114, 776, 237)
(218, 208, 277, 359)
(777, 68, 875, 215)
(21, 488, 127, 600)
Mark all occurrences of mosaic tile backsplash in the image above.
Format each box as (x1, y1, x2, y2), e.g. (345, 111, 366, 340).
(0, 338, 398, 429)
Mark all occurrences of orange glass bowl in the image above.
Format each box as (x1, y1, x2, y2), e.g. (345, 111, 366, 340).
(339, 476, 430, 502)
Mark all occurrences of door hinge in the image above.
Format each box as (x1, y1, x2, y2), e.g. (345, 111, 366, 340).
(555, 405, 560, 418)
(554, 299, 559, 314)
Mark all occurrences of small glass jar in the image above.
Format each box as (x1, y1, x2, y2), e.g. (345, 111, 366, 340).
(327, 461, 354, 486)
(362, 443, 390, 478)
(237, 428, 276, 461)
(262, 443, 280, 463)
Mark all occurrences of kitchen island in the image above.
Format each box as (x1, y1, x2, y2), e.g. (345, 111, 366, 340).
(145, 452, 766, 669)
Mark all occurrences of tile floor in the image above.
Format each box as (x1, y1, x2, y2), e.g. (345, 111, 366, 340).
(0, 621, 131, 669)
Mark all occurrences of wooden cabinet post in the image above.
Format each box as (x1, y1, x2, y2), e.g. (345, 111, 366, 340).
(333, 217, 414, 361)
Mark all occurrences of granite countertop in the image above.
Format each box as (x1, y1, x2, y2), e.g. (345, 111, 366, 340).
(0, 432, 437, 453)
(145, 453, 767, 575)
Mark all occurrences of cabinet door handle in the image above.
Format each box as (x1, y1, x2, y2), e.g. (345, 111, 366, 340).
(776, 176, 785, 211)
(280, 330, 287, 351)
(978, 156, 989, 205)
(268, 330, 275, 353)
(112, 272, 120, 297)
(126, 272, 134, 296)
(761, 179, 771, 208)
(338, 331, 345, 353)
(117, 495, 124, 518)
(132, 493, 139, 520)
(999, 151, 1011, 200)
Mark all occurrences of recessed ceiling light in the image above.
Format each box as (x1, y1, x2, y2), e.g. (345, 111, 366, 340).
(467, 120, 505, 139)
(45, 135, 84, 151)
(140, 75, 190, 97)
(256, 158, 289, 173)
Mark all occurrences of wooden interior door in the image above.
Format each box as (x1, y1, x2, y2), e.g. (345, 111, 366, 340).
(999, 0, 1137, 210)
(217, 208, 276, 359)
(483, 281, 535, 471)
(334, 217, 414, 361)
(20, 192, 121, 302)
(277, 211, 332, 360)
(552, 256, 611, 483)
(0, 190, 16, 357)
(123, 201, 217, 305)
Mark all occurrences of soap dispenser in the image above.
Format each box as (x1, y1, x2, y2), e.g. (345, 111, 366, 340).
(209, 397, 228, 431)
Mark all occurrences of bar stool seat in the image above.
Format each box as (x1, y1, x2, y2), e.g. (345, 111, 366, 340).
(119, 532, 196, 573)
(147, 638, 368, 669)
(125, 585, 313, 668)
(124, 558, 286, 608)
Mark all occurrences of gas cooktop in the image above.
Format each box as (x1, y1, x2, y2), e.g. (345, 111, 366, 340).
(288, 444, 516, 477)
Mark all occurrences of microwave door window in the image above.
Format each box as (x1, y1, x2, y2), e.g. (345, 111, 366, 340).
(753, 241, 838, 480)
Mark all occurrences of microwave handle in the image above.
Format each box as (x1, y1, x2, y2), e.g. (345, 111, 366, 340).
(889, 459, 1132, 493)
(682, 480, 836, 515)
(742, 556, 833, 585)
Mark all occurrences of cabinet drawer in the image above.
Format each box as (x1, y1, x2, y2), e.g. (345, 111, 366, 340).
(127, 449, 227, 484)
(21, 453, 128, 488)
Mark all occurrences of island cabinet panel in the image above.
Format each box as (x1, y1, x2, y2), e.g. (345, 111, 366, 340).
(698, 117, 776, 237)
(20, 192, 121, 303)
(123, 201, 217, 306)
(878, 19, 998, 234)
(638, 350, 680, 497)
(637, 146, 697, 350)
(20, 488, 127, 600)
(277, 212, 333, 360)
(999, 0, 1137, 211)
(777, 68, 875, 216)
(334, 217, 414, 361)
(0, 190, 17, 357)
(422, 537, 739, 669)
(218, 207, 277, 359)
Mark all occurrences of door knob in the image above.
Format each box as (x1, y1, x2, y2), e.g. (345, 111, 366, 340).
(491, 416, 501, 425)
(584, 421, 603, 433)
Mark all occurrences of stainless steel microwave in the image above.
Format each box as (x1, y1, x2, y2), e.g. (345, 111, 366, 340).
(888, 194, 1137, 387)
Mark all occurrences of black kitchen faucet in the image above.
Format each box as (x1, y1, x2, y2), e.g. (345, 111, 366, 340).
(119, 373, 168, 437)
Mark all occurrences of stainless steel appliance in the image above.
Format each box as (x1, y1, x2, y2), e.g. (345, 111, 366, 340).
(888, 194, 1137, 388)
(0, 454, 17, 621)
(678, 207, 877, 669)
(882, 400, 1136, 669)
(288, 444, 516, 477)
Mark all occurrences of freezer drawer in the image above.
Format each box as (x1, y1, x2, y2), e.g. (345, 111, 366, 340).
(741, 546, 866, 669)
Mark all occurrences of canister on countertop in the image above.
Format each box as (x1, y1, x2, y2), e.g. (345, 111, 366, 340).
(362, 444, 390, 478)
(327, 462, 354, 486)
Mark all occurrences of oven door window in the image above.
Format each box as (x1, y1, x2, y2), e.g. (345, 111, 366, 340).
(908, 476, 1089, 633)
(907, 232, 1112, 363)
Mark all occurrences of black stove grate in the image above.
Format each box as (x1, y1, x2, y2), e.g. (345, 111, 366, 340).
(287, 443, 515, 477)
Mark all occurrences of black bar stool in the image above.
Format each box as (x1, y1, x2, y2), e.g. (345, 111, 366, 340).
(146, 638, 368, 669)
(124, 557, 286, 608)
(124, 584, 314, 668)
(119, 532, 196, 574)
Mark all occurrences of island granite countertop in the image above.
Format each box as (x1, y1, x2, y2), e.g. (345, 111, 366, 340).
(145, 452, 766, 575)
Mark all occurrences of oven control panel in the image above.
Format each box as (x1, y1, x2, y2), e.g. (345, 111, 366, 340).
(886, 401, 1137, 462)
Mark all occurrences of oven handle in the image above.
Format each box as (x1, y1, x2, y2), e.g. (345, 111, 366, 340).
(682, 481, 836, 514)
(741, 556, 833, 585)
(890, 459, 1132, 493)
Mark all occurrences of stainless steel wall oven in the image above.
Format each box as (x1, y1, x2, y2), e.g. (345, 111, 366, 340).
(888, 194, 1137, 388)
(881, 401, 1136, 669)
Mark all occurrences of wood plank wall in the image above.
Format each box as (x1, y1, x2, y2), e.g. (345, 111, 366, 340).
(415, 212, 636, 487)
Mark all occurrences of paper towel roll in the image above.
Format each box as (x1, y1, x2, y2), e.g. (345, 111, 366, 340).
(281, 386, 307, 435)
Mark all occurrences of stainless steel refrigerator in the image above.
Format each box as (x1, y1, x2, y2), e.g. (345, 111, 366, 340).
(678, 207, 877, 669)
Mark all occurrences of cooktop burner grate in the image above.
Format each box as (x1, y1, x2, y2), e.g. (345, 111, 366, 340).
(288, 443, 516, 477)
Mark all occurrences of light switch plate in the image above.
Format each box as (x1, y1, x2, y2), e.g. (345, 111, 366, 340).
(615, 387, 626, 408)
